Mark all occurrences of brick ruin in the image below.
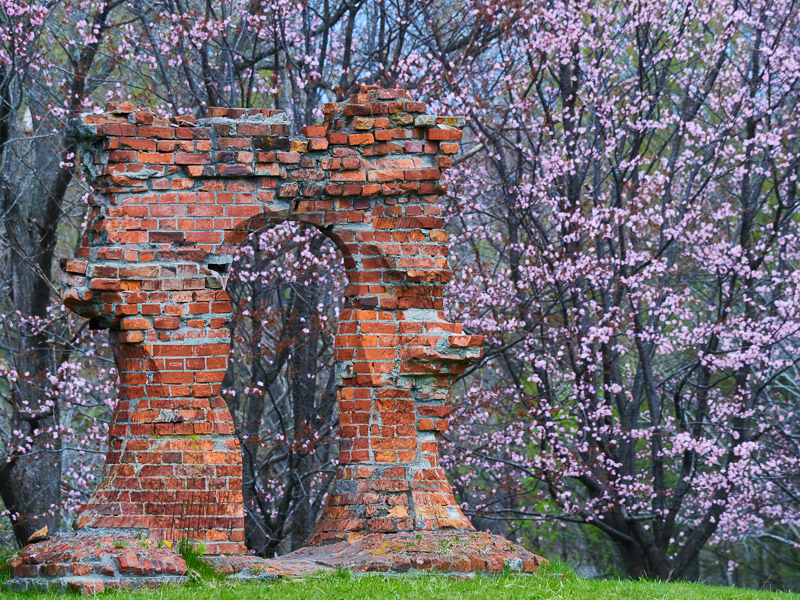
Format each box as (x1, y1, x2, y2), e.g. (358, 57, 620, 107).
(6, 86, 544, 592)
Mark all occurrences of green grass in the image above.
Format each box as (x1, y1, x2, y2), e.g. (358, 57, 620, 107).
(176, 539, 225, 583)
(1, 561, 799, 600)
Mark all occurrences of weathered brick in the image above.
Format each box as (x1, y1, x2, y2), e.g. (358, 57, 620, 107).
(50, 86, 491, 570)
(348, 133, 374, 145)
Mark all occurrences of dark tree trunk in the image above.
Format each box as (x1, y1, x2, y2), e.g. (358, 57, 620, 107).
(288, 285, 320, 550)
(0, 159, 67, 546)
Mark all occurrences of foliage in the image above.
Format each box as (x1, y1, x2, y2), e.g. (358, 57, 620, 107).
(426, 0, 800, 582)
(0, 550, 17, 584)
(177, 539, 223, 582)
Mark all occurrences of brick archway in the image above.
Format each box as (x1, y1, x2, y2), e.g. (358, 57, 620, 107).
(8, 87, 543, 592)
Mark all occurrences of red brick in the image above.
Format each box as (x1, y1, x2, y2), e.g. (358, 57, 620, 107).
(138, 125, 176, 139)
(51, 89, 490, 557)
(427, 128, 462, 141)
(302, 125, 327, 137)
(349, 133, 374, 145)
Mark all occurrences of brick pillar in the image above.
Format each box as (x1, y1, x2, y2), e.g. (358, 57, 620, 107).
(310, 307, 481, 542)
(64, 266, 245, 555)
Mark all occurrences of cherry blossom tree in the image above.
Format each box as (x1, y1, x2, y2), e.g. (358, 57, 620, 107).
(223, 223, 345, 555)
(0, 0, 118, 545)
(398, 0, 800, 581)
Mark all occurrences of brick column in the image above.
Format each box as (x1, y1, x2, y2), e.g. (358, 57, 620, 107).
(64, 272, 245, 555)
(310, 306, 481, 542)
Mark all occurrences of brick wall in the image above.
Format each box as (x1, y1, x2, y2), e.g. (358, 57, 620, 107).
(62, 86, 483, 553)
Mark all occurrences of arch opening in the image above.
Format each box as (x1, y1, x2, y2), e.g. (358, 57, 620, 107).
(224, 221, 345, 557)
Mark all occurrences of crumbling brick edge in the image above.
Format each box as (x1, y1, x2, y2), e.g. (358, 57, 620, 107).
(5, 85, 547, 594)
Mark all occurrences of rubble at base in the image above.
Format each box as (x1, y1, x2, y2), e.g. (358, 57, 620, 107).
(268, 531, 546, 575)
(5, 530, 546, 593)
(4, 534, 188, 593)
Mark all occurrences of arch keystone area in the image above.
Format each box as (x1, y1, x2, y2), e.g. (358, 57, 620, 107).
(6, 86, 545, 592)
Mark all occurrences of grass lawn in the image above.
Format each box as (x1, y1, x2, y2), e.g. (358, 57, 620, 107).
(2, 563, 799, 600)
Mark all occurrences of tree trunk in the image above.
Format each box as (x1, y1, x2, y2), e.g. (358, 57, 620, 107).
(0, 182, 65, 546)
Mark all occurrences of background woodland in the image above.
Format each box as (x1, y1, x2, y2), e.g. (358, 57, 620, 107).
(1, 0, 799, 590)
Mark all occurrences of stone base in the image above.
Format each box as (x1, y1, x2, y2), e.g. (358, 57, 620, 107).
(5, 530, 546, 594)
(4, 533, 188, 593)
